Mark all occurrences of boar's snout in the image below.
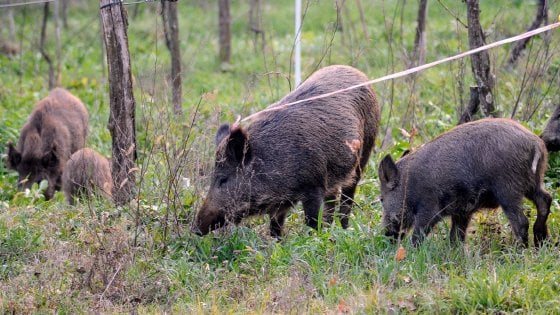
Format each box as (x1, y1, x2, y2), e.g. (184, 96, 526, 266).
(192, 202, 226, 236)
(190, 225, 204, 236)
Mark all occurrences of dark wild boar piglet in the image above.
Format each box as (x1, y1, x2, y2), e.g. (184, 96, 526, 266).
(62, 148, 112, 205)
(379, 118, 552, 247)
(192, 65, 380, 237)
(6, 88, 89, 199)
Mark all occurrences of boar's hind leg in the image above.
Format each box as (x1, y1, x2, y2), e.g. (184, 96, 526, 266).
(500, 199, 529, 247)
(339, 141, 373, 228)
(450, 214, 472, 244)
(529, 188, 552, 247)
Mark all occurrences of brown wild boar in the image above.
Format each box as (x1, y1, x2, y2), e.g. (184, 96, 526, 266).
(62, 148, 112, 205)
(192, 65, 380, 237)
(379, 118, 552, 247)
(7, 88, 89, 199)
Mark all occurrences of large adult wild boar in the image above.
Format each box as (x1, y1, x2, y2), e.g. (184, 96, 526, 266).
(379, 118, 552, 247)
(62, 148, 112, 205)
(7, 88, 89, 199)
(193, 65, 380, 237)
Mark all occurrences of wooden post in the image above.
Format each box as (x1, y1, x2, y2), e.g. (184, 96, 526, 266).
(162, 0, 182, 116)
(100, 0, 137, 205)
(54, 0, 61, 86)
(411, 0, 428, 68)
(218, 0, 231, 64)
(461, 0, 496, 123)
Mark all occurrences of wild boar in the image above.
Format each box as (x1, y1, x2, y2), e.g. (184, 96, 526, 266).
(6, 88, 89, 199)
(192, 65, 380, 237)
(379, 118, 552, 247)
(62, 148, 112, 205)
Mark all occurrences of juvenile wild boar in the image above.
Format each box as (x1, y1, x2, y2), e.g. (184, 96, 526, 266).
(192, 65, 380, 237)
(7, 88, 89, 199)
(62, 148, 112, 205)
(379, 118, 552, 247)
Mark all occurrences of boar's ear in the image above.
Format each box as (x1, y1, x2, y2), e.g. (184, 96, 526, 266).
(41, 148, 58, 168)
(7, 143, 21, 169)
(216, 124, 231, 146)
(226, 127, 252, 165)
(379, 154, 399, 190)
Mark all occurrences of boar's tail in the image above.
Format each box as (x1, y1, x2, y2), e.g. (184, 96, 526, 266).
(531, 146, 542, 175)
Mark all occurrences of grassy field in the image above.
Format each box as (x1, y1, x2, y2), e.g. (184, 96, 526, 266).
(1, 0, 560, 313)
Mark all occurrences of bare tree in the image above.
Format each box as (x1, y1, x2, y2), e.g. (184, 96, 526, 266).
(355, 0, 369, 40)
(0, 1, 19, 56)
(36, 0, 62, 88)
(61, 0, 69, 29)
(100, 0, 137, 205)
(410, 0, 428, 68)
(218, 0, 231, 65)
(162, 0, 182, 116)
(248, 0, 264, 52)
(39, 3, 56, 89)
(54, 0, 61, 87)
(1, 1, 16, 41)
(508, 0, 548, 66)
(459, 0, 496, 124)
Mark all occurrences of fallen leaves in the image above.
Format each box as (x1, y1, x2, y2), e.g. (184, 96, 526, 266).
(395, 245, 406, 262)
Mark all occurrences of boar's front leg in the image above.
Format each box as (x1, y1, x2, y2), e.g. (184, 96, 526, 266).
(450, 213, 472, 244)
(411, 206, 441, 247)
(269, 203, 291, 238)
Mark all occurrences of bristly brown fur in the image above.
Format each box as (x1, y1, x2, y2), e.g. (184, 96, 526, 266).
(62, 148, 112, 205)
(379, 118, 552, 247)
(6, 88, 89, 199)
(193, 65, 380, 237)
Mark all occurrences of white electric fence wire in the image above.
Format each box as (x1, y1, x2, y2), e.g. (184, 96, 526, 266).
(241, 21, 560, 124)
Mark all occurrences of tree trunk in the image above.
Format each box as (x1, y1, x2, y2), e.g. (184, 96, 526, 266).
(61, 0, 69, 29)
(458, 87, 480, 124)
(100, 0, 137, 206)
(248, 0, 264, 53)
(6, 5, 16, 41)
(39, 2, 55, 89)
(249, 0, 262, 35)
(411, 0, 428, 68)
(508, 0, 548, 66)
(162, 0, 182, 116)
(335, 0, 344, 32)
(460, 0, 496, 123)
(218, 0, 231, 64)
(355, 0, 369, 40)
(541, 105, 560, 152)
(54, 0, 61, 87)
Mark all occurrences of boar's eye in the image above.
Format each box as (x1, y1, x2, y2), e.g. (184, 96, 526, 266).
(217, 177, 228, 187)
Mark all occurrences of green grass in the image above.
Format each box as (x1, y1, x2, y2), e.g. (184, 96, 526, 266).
(1, 0, 560, 313)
